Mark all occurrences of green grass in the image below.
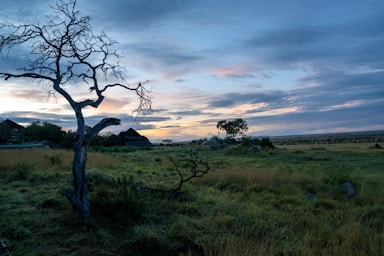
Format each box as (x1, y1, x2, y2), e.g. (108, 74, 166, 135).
(0, 143, 383, 255)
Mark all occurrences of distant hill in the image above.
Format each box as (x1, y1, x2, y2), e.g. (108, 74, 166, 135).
(270, 130, 384, 145)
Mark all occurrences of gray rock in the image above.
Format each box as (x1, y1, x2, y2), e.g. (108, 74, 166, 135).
(306, 192, 317, 200)
(249, 145, 261, 152)
(201, 139, 225, 150)
(341, 182, 357, 198)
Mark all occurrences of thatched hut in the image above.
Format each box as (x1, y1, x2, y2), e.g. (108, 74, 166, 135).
(119, 128, 153, 148)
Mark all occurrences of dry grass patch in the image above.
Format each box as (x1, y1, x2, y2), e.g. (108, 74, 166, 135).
(0, 149, 120, 170)
(201, 167, 279, 192)
(87, 152, 120, 169)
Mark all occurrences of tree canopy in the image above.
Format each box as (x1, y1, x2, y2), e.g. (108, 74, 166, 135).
(216, 118, 248, 139)
(25, 121, 65, 143)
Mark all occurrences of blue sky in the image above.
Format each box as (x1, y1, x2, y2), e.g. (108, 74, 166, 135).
(0, 0, 383, 142)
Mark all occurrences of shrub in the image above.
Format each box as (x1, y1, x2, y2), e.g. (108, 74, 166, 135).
(90, 146, 136, 153)
(87, 172, 144, 222)
(240, 136, 260, 147)
(44, 154, 63, 166)
(259, 137, 274, 149)
(12, 161, 35, 180)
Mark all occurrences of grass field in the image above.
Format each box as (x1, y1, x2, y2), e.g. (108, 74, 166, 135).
(0, 142, 383, 255)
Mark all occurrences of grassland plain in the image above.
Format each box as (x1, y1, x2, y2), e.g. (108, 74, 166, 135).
(0, 142, 383, 255)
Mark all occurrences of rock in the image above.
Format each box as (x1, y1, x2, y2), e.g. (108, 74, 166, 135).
(0, 235, 10, 256)
(201, 139, 226, 150)
(249, 145, 261, 152)
(306, 192, 317, 200)
(341, 182, 357, 198)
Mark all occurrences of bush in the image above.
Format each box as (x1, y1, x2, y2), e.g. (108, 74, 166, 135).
(240, 136, 260, 147)
(44, 154, 63, 166)
(90, 145, 137, 153)
(259, 137, 274, 149)
(87, 173, 144, 222)
(12, 161, 35, 180)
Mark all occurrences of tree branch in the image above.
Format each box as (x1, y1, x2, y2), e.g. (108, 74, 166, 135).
(0, 72, 54, 82)
(85, 118, 121, 143)
(140, 149, 214, 201)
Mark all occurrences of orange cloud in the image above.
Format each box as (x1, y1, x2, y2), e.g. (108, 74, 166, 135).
(140, 121, 218, 142)
(210, 65, 251, 77)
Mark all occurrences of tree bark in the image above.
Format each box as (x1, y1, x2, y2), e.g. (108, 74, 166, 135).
(64, 114, 121, 219)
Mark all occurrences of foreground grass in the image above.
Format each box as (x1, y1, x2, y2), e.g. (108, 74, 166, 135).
(0, 143, 383, 255)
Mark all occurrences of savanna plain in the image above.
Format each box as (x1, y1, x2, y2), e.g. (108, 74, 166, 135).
(0, 138, 383, 255)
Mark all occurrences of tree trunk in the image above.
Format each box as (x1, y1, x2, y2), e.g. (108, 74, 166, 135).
(65, 112, 91, 219)
(65, 136, 90, 219)
(64, 114, 121, 220)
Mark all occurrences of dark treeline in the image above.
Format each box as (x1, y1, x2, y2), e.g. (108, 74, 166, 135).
(24, 121, 122, 148)
(271, 132, 384, 145)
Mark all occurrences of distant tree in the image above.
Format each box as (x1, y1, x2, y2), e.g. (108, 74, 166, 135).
(25, 121, 64, 143)
(104, 134, 123, 146)
(62, 130, 76, 148)
(0, 0, 151, 219)
(89, 133, 123, 147)
(216, 118, 248, 139)
(88, 134, 106, 147)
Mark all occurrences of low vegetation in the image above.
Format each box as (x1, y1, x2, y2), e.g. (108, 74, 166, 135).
(0, 141, 383, 255)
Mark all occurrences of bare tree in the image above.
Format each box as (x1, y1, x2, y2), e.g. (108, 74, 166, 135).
(0, 0, 151, 219)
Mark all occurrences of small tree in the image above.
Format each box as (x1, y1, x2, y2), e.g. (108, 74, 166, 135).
(216, 118, 248, 139)
(0, 0, 151, 219)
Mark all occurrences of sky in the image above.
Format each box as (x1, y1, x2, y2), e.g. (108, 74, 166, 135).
(0, 0, 383, 142)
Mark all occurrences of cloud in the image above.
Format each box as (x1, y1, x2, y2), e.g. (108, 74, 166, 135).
(82, 0, 195, 32)
(131, 42, 201, 65)
(10, 88, 52, 102)
(293, 70, 384, 112)
(210, 66, 256, 79)
(170, 110, 204, 116)
(0, 111, 76, 128)
(237, 5, 384, 73)
(95, 98, 132, 114)
(125, 115, 172, 123)
(208, 91, 287, 108)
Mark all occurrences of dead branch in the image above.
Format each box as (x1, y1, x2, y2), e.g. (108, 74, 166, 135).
(140, 149, 214, 201)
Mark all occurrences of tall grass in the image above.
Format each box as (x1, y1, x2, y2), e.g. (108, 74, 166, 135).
(0, 143, 383, 255)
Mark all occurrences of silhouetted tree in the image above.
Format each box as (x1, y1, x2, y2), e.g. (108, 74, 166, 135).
(217, 118, 248, 139)
(62, 130, 76, 148)
(25, 121, 65, 143)
(0, 0, 151, 219)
